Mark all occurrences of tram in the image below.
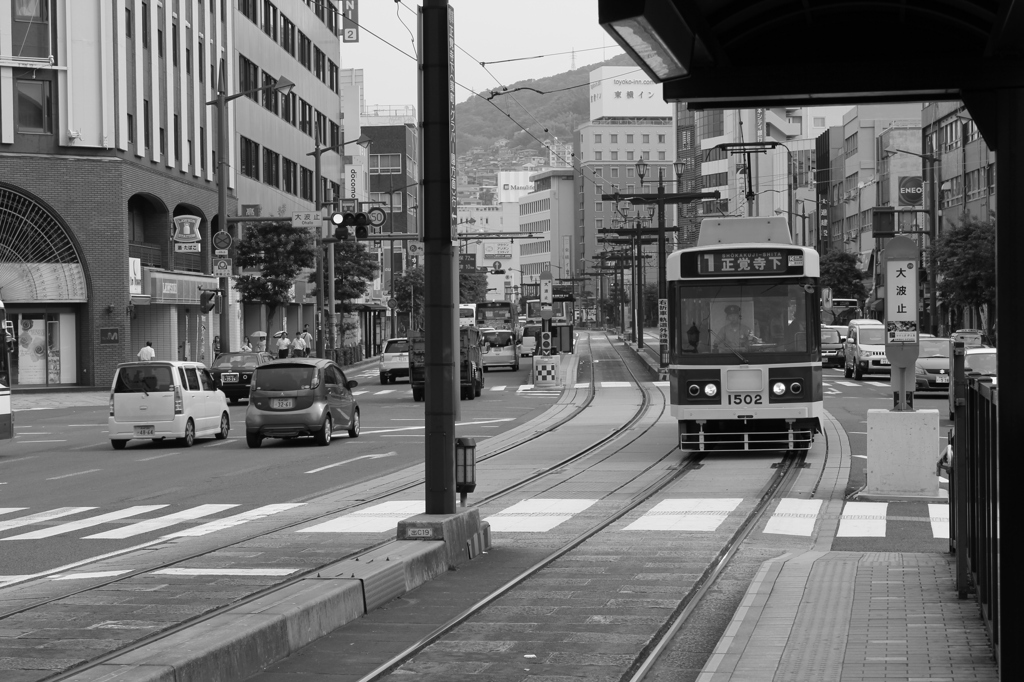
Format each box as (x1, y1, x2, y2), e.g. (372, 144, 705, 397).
(668, 217, 822, 452)
(1, 297, 13, 440)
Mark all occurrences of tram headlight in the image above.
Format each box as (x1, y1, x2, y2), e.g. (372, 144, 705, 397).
(704, 383, 718, 397)
(688, 383, 701, 397)
(773, 382, 787, 396)
(790, 381, 803, 394)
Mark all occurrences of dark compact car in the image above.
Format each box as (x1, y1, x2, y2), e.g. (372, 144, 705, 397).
(244, 358, 360, 448)
(820, 326, 844, 367)
(914, 338, 952, 392)
(209, 351, 276, 403)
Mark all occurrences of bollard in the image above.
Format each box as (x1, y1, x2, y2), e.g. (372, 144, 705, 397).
(533, 355, 558, 387)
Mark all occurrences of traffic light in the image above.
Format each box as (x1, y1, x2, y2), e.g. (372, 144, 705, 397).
(199, 291, 218, 313)
(330, 212, 370, 241)
(540, 331, 552, 354)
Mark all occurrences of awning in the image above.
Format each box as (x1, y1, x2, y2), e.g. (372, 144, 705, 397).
(354, 303, 388, 312)
(857, 250, 874, 273)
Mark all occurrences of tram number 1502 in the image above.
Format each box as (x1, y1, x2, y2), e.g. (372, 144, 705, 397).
(727, 394, 763, 405)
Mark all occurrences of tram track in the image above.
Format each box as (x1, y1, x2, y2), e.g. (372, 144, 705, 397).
(0, 330, 673, 681)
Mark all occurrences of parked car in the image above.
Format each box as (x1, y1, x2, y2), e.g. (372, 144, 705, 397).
(108, 361, 230, 449)
(948, 347, 997, 419)
(245, 358, 360, 448)
(820, 326, 844, 367)
(481, 329, 520, 371)
(844, 319, 889, 379)
(209, 351, 277, 403)
(914, 338, 952, 392)
(379, 337, 410, 384)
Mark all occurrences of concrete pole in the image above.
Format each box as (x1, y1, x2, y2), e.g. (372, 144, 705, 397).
(313, 133, 326, 359)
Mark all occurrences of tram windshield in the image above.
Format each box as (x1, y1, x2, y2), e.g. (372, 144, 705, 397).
(674, 283, 818, 360)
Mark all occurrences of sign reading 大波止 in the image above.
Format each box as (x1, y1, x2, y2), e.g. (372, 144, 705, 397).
(885, 259, 919, 343)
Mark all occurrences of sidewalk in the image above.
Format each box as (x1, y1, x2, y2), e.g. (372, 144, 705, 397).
(622, 334, 999, 681)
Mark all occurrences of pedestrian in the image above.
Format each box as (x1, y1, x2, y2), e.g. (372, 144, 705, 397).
(275, 331, 291, 359)
(290, 331, 307, 358)
(301, 325, 314, 357)
(240, 336, 252, 352)
(137, 341, 156, 361)
(212, 335, 221, 355)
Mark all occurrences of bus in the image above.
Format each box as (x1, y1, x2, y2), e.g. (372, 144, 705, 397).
(668, 217, 823, 453)
(1, 298, 13, 440)
(475, 300, 520, 341)
(822, 297, 860, 326)
(525, 299, 569, 324)
(458, 303, 477, 328)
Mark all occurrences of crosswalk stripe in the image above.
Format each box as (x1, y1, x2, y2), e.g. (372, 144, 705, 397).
(163, 503, 304, 538)
(3, 506, 168, 540)
(516, 384, 534, 391)
(352, 391, 369, 395)
(764, 498, 822, 536)
(298, 500, 424, 533)
(0, 508, 28, 517)
(836, 381, 859, 387)
(84, 504, 240, 540)
(153, 568, 299, 577)
(601, 381, 633, 388)
(485, 499, 597, 533)
(624, 498, 742, 532)
(837, 501, 887, 537)
(490, 386, 506, 391)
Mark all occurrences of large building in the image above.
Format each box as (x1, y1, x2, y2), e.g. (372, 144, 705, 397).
(0, 0, 342, 388)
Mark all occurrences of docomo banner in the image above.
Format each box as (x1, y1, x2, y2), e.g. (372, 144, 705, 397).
(498, 171, 534, 204)
(898, 176, 923, 206)
(588, 66, 672, 120)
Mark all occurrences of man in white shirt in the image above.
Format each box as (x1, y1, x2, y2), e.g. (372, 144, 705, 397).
(275, 332, 292, 359)
(137, 341, 156, 361)
(290, 331, 307, 358)
(300, 325, 314, 357)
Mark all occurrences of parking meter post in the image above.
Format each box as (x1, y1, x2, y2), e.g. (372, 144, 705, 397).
(950, 340, 969, 597)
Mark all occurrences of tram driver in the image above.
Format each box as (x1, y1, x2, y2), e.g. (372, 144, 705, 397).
(713, 304, 758, 352)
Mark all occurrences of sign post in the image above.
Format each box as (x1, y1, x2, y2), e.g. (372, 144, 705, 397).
(884, 236, 920, 411)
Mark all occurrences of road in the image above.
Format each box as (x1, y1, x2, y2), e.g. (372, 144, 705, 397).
(0, 359, 559, 580)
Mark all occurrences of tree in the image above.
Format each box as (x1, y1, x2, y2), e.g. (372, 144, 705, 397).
(234, 221, 318, 329)
(820, 250, 869, 301)
(460, 268, 488, 303)
(327, 240, 380, 339)
(392, 265, 424, 329)
(930, 217, 996, 342)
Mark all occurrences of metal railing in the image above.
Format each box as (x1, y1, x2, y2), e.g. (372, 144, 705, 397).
(945, 340, 999, 663)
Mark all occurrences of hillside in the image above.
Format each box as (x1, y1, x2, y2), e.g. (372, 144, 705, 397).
(454, 52, 640, 155)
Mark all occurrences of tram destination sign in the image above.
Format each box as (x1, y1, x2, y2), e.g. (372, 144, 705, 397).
(682, 248, 804, 277)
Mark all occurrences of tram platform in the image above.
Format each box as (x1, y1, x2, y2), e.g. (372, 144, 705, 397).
(624, 326, 998, 682)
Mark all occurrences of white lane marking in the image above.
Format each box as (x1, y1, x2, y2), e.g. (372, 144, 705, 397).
(135, 452, 182, 462)
(485, 498, 597, 533)
(84, 504, 240, 539)
(624, 498, 743, 532)
(153, 568, 299, 577)
(375, 390, 396, 395)
(46, 469, 102, 480)
(516, 385, 534, 391)
(359, 418, 514, 435)
(0, 507, 96, 532)
(490, 386, 507, 391)
(837, 501, 888, 537)
(574, 382, 589, 388)
(298, 500, 424, 533)
(764, 499, 823, 536)
(929, 504, 950, 539)
(3, 506, 169, 540)
(22, 440, 68, 444)
(16, 432, 50, 435)
(600, 381, 633, 388)
(836, 381, 859, 387)
(164, 503, 304, 538)
(352, 391, 369, 396)
(51, 571, 133, 581)
(305, 452, 398, 474)
(0, 508, 27, 517)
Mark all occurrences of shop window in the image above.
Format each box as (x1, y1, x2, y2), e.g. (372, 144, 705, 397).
(16, 79, 52, 134)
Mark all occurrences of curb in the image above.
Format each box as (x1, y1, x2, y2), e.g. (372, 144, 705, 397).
(63, 540, 454, 682)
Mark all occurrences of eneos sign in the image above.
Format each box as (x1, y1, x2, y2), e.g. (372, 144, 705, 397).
(898, 176, 923, 206)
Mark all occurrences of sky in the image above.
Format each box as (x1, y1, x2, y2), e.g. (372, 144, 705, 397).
(339, 1, 624, 108)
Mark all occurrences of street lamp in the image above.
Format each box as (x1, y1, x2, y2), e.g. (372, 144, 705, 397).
(315, 132, 371, 358)
(207, 65, 294, 351)
(884, 144, 940, 336)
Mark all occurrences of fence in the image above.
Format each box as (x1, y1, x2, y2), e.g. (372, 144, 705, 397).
(945, 341, 1000, 668)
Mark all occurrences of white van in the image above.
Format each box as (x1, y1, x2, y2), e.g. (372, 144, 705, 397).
(843, 320, 889, 380)
(108, 361, 230, 449)
(520, 323, 541, 358)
